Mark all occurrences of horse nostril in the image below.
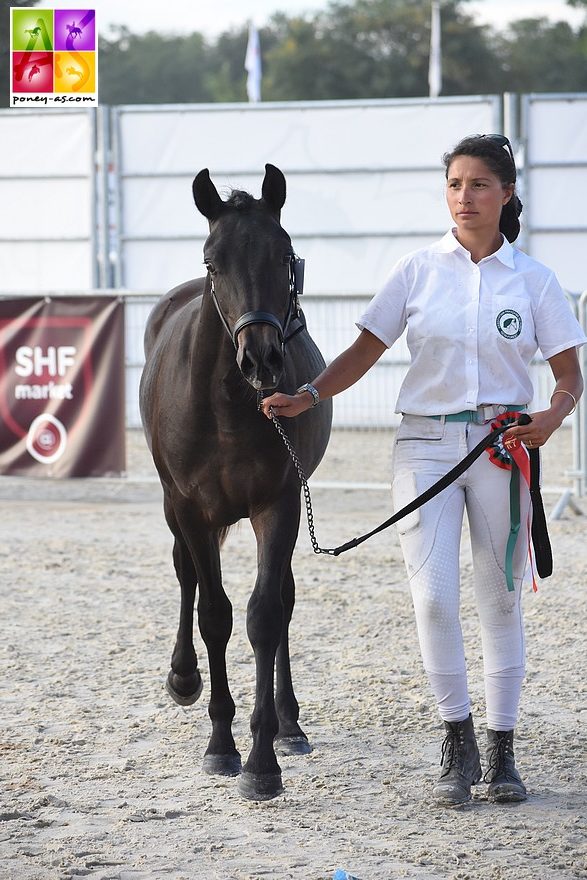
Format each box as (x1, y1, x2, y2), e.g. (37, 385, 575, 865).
(237, 342, 284, 389)
(238, 346, 256, 377)
(266, 346, 284, 381)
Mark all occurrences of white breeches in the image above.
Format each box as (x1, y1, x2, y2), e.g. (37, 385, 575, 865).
(392, 416, 531, 731)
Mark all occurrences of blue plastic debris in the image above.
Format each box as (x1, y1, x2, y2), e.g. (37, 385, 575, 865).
(333, 871, 361, 880)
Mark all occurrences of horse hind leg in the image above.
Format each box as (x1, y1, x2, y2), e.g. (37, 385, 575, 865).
(274, 565, 312, 757)
(165, 499, 203, 705)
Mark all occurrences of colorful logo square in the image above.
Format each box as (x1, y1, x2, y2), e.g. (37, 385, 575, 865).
(10, 8, 98, 107)
(55, 52, 96, 93)
(54, 10, 96, 51)
(12, 8, 53, 51)
(12, 52, 54, 92)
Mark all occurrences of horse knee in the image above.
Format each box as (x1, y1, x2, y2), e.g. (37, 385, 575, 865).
(198, 599, 233, 648)
(246, 589, 282, 649)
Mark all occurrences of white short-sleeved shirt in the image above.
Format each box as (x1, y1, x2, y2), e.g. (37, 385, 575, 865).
(357, 230, 587, 415)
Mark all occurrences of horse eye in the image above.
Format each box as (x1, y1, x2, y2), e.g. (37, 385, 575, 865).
(203, 260, 216, 275)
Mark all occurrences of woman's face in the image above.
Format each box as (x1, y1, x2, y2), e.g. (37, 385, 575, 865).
(446, 155, 514, 238)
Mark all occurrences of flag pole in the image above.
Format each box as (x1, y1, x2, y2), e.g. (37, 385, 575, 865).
(245, 21, 262, 103)
(429, 0, 442, 98)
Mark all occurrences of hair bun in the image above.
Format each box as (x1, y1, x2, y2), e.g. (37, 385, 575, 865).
(500, 197, 522, 243)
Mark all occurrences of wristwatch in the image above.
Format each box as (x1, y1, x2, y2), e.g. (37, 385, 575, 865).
(296, 383, 320, 407)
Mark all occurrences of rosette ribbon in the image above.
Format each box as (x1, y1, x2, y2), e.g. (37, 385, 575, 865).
(486, 412, 552, 592)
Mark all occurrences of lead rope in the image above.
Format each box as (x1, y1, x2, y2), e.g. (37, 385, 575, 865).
(265, 406, 552, 569)
(268, 406, 332, 555)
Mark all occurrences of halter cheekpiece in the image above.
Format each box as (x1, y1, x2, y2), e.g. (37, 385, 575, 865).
(209, 254, 305, 351)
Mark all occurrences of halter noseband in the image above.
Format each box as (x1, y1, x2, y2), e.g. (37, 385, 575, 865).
(208, 254, 305, 351)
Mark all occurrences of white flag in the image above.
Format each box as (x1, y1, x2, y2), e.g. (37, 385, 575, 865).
(429, 0, 442, 98)
(245, 22, 262, 103)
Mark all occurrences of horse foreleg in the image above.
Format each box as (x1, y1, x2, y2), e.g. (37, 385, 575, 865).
(164, 497, 203, 706)
(274, 564, 312, 756)
(239, 491, 300, 801)
(173, 501, 241, 778)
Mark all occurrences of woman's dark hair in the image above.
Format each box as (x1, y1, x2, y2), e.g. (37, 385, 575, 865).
(442, 135, 523, 243)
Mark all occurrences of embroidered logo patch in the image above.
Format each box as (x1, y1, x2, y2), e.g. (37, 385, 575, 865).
(496, 309, 522, 339)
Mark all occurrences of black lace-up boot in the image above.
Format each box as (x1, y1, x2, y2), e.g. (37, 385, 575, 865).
(432, 714, 482, 806)
(485, 729, 527, 802)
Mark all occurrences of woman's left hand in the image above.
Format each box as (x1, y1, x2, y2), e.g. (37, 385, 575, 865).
(503, 347, 583, 449)
(503, 408, 564, 450)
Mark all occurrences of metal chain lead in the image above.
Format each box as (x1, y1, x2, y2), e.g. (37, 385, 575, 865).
(268, 408, 334, 555)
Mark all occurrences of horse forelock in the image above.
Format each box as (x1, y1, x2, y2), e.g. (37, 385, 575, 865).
(225, 190, 257, 211)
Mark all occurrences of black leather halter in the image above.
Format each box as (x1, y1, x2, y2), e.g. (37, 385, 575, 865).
(208, 255, 305, 351)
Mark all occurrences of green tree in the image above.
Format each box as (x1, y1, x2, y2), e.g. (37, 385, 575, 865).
(0, 0, 40, 108)
(99, 27, 215, 104)
(84, 0, 587, 106)
(263, 0, 502, 101)
(494, 18, 587, 92)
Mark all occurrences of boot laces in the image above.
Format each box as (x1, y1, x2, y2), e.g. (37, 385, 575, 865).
(484, 734, 516, 783)
(439, 728, 461, 775)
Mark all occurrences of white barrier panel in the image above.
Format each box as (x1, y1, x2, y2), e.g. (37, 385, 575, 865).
(523, 94, 587, 293)
(113, 98, 500, 293)
(0, 109, 98, 292)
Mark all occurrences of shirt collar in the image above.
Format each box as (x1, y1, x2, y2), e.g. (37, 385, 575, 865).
(435, 229, 516, 268)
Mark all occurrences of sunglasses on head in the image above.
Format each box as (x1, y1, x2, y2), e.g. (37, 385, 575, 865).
(481, 134, 516, 168)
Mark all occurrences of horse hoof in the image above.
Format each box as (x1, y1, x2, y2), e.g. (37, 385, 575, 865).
(202, 752, 242, 777)
(274, 735, 312, 756)
(238, 771, 284, 801)
(165, 669, 203, 706)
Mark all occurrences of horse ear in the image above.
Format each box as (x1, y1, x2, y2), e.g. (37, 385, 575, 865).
(261, 163, 286, 217)
(193, 169, 224, 221)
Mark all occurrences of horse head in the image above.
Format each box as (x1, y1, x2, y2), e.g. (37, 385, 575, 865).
(193, 164, 294, 391)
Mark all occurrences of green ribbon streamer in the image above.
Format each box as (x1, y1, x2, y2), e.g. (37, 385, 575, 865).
(505, 462, 520, 592)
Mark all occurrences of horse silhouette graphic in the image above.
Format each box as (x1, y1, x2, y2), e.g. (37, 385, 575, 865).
(28, 64, 40, 82)
(66, 22, 83, 40)
(66, 66, 83, 80)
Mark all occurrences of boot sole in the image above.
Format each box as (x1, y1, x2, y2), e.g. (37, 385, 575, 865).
(487, 788, 527, 803)
(433, 793, 472, 807)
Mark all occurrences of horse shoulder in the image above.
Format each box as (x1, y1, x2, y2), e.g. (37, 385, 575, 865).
(144, 277, 205, 356)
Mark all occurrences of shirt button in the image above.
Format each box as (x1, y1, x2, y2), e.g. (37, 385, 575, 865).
(468, 359, 473, 364)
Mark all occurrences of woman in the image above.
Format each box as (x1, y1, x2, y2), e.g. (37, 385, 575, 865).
(261, 134, 586, 806)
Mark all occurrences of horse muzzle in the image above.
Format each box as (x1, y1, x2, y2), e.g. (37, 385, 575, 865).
(236, 323, 285, 390)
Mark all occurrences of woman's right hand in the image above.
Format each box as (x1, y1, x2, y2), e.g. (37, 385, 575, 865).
(260, 391, 312, 419)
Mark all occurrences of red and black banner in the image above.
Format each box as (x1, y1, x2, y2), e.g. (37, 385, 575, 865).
(0, 296, 125, 477)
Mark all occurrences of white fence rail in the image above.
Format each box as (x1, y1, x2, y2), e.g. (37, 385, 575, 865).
(123, 289, 578, 429)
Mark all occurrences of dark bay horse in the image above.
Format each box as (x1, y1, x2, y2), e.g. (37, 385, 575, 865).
(139, 164, 332, 800)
